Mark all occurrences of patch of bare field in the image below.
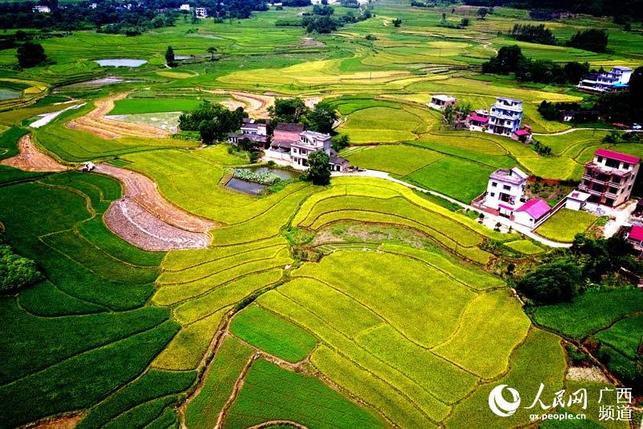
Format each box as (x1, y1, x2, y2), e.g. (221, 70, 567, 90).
(29, 414, 82, 429)
(94, 163, 214, 233)
(105, 198, 209, 251)
(66, 93, 171, 139)
(0, 134, 68, 172)
(566, 366, 610, 383)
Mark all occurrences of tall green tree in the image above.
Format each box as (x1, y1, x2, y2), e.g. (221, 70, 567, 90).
(305, 150, 331, 186)
(0, 244, 42, 293)
(16, 42, 46, 68)
(165, 45, 176, 67)
(269, 98, 309, 124)
(303, 101, 338, 134)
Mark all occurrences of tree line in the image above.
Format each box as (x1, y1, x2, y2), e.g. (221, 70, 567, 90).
(510, 25, 608, 53)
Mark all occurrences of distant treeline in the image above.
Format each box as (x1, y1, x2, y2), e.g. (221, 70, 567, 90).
(463, 0, 643, 22)
(510, 25, 608, 53)
(276, 4, 373, 33)
(482, 45, 590, 84)
(0, 0, 277, 34)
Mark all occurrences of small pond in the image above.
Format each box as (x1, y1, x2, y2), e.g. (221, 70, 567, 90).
(224, 167, 297, 195)
(0, 87, 21, 100)
(225, 178, 266, 195)
(95, 59, 147, 67)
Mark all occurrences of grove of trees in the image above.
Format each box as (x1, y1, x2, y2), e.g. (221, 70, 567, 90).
(179, 100, 245, 145)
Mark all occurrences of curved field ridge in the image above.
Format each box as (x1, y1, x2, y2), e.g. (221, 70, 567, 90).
(94, 163, 213, 246)
(0, 134, 68, 172)
(67, 93, 171, 140)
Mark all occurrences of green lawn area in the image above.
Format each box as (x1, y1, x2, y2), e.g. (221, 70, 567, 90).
(343, 144, 444, 176)
(405, 157, 495, 202)
(536, 208, 597, 242)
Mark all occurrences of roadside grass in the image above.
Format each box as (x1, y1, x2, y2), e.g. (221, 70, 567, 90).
(231, 304, 318, 363)
(223, 359, 385, 429)
(536, 209, 597, 242)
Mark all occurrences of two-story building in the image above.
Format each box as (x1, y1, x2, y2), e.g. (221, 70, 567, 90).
(577, 148, 640, 207)
(577, 67, 632, 93)
(428, 95, 456, 111)
(195, 7, 208, 18)
(480, 167, 528, 217)
(487, 97, 523, 137)
(227, 118, 268, 147)
(265, 128, 349, 172)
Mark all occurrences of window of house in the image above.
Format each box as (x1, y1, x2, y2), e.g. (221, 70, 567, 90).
(490, 192, 495, 197)
(491, 182, 497, 187)
(503, 185, 511, 191)
(605, 159, 620, 168)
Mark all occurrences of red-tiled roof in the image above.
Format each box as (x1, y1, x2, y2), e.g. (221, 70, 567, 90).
(516, 198, 550, 219)
(514, 129, 530, 136)
(595, 148, 640, 165)
(629, 225, 643, 241)
(468, 113, 488, 123)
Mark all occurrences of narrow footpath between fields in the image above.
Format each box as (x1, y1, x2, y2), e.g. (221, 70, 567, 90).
(333, 169, 572, 248)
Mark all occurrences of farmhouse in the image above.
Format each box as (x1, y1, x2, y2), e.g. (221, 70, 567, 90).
(577, 67, 632, 93)
(474, 167, 528, 217)
(465, 110, 489, 132)
(32, 5, 51, 13)
(179, 3, 191, 11)
(265, 128, 348, 172)
(227, 118, 268, 146)
(626, 225, 643, 251)
(487, 97, 523, 137)
(195, 7, 208, 18)
(511, 126, 532, 143)
(513, 198, 551, 228)
(428, 95, 456, 111)
(577, 148, 640, 207)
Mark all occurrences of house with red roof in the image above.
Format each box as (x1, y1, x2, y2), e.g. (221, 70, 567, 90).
(626, 225, 643, 251)
(466, 110, 489, 132)
(513, 198, 551, 228)
(578, 148, 640, 207)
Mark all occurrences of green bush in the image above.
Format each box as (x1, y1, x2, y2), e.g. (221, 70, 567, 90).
(0, 244, 42, 293)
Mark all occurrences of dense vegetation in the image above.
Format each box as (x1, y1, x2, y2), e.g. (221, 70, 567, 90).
(178, 100, 245, 144)
(0, 243, 42, 293)
(269, 98, 338, 133)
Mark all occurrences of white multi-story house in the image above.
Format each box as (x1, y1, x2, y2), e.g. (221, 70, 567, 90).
(265, 129, 348, 172)
(577, 67, 632, 93)
(32, 5, 51, 13)
(179, 3, 191, 11)
(195, 7, 208, 18)
(487, 97, 523, 137)
(481, 167, 528, 217)
(427, 94, 456, 111)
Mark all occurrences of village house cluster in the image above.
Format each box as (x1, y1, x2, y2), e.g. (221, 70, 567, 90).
(428, 94, 532, 142)
(577, 66, 632, 93)
(227, 119, 349, 172)
(472, 148, 643, 238)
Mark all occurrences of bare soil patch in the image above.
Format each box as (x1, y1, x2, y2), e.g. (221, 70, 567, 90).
(0, 134, 68, 172)
(95, 163, 214, 233)
(104, 198, 209, 251)
(66, 93, 171, 139)
(29, 414, 82, 429)
(566, 366, 610, 383)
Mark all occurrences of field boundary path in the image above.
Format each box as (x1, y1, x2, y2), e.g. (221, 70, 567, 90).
(94, 163, 214, 250)
(334, 169, 572, 248)
(0, 134, 69, 172)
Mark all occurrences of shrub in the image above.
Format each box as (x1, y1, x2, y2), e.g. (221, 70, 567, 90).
(517, 259, 580, 304)
(0, 244, 42, 293)
(567, 29, 608, 53)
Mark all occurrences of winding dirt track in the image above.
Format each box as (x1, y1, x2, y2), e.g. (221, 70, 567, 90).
(66, 93, 171, 140)
(0, 135, 68, 172)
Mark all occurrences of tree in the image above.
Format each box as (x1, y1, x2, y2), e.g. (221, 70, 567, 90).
(392, 18, 402, 27)
(199, 120, 218, 145)
(165, 45, 176, 67)
(0, 244, 42, 293)
(482, 45, 525, 75)
(16, 42, 46, 68)
(207, 46, 217, 61)
(331, 134, 350, 152)
(269, 98, 309, 124)
(567, 29, 608, 53)
(516, 259, 581, 304)
(303, 101, 338, 134)
(305, 150, 331, 186)
(460, 18, 470, 27)
(476, 7, 488, 19)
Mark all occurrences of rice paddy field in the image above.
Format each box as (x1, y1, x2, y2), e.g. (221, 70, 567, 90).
(0, 0, 641, 428)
